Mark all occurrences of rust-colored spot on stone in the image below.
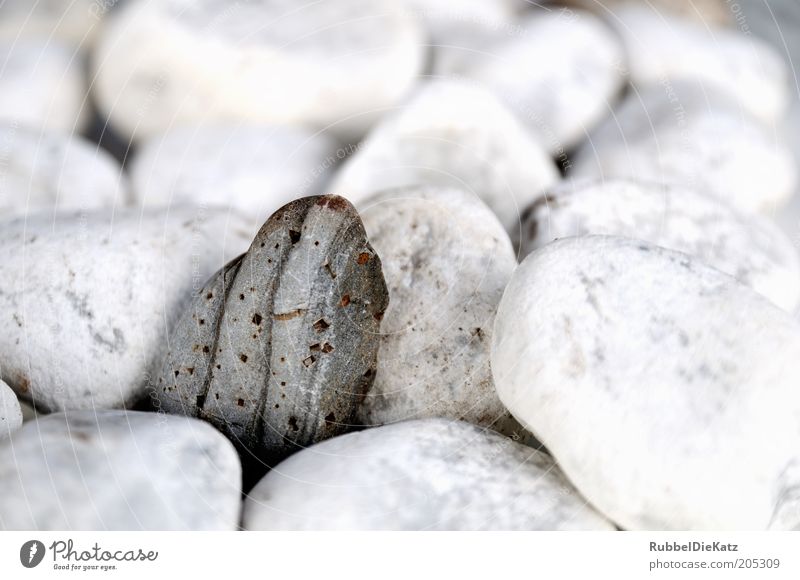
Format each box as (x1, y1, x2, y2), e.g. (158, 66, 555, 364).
(240, 354, 248, 363)
(313, 318, 330, 332)
(357, 252, 370, 264)
(340, 294, 350, 307)
(274, 309, 306, 321)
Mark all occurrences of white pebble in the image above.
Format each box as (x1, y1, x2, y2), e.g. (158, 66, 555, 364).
(93, 0, 424, 141)
(461, 9, 627, 153)
(0, 410, 241, 530)
(331, 79, 559, 235)
(610, 6, 789, 124)
(0, 41, 89, 133)
(0, 207, 252, 411)
(357, 186, 517, 430)
(0, 124, 127, 215)
(243, 419, 614, 530)
(129, 124, 340, 232)
(570, 82, 797, 214)
(520, 178, 800, 311)
(492, 235, 800, 529)
(0, 381, 22, 438)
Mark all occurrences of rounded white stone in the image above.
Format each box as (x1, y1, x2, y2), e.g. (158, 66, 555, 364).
(243, 419, 614, 530)
(406, 0, 520, 75)
(0, 41, 89, 133)
(0, 0, 102, 49)
(520, 178, 800, 311)
(0, 380, 22, 438)
(129, 124, 340, 232)
(93, 0, 424, 141)
(560, 0, 733, 26)
(356, 186, 517, 430)
(570, 82, 797, 214)
(330, 79, 559, 236)
(0, 124, 127, 215)
(0, 206, 252, 411)
(0, 410, 241, 530)
(610, 6, 789, 124)
(492, 235, 800, 530)
(462, 9, 627, 154)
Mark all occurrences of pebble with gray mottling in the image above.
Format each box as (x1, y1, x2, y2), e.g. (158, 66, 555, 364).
(155, 195, 388, 461)
(0, 207, 251, 411)
(243, 419, 614, 530)
(0, 381, 21, 438)
(357, 186, 517, 431)
(520, 178, 800, 311)
(492, 236, 800, 529)
(0, 410, 241, 530)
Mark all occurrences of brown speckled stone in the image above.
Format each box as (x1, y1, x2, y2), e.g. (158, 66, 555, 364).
(154, 195, 388, 462)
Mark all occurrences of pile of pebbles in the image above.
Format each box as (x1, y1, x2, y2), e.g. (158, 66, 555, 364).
(1, 0, 799, 531)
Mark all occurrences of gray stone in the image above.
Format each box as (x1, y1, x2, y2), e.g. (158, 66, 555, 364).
(0, 410, 241, 530)
(520, 178, 800, 311)
(0, 380, 22, 438)
(154, 195, 389, 461)
(243, 419, 614, 530)
(492, 235, 800, 529)
(0, 207, 252, 411)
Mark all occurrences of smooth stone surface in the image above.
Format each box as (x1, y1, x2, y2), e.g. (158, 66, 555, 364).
(559, 0, 733, 26)
(492, 235, 800, 530)
(0, 0, 102, 48)
(0, 410, 241, 530)
(0, 41, 89, 132)
(330, 79, 559, 236)
(407, 0, 521, 75)
(155, 196, 388, 461)
(461, 9, 626, 154)
(243, 419, 614, 530)
(357, 186, 516, 430)
(129, 124, 340, 231)
(0, 381, 22, 438)
(570, 82, 797, 214)
(520, 178, 800, 310)
(93, 0, 424, 141)
(610, 6, 788, 124)
(0, 207, 252, 411)
(0, 124, 127, 215)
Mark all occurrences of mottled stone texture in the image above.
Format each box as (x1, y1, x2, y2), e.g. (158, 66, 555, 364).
(155, 195, 388, 461)
(243, 419, 614, 530)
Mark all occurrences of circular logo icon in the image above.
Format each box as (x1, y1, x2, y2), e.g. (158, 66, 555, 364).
(20, 540, 45, 568)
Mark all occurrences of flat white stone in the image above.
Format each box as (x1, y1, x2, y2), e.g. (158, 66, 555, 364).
(0, 207, 252, 411)
(0, 410, 241, 530)
(330, 79, 559, 236)
(93, 0, 424, 141)
(357, 186, 517, 431)
(0, 381, 22, 438)
(243, 419, 614, 530)
(610, 6, 789, 124)
(461, 9, 627, 154)
(570, 82, 797, 214)
(129, 124, 340, 232)
(492, 235, 800, 530)
(520, 178, 800, 310)
(0, 41, 89, 133)
(0, 124, 127, 215)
